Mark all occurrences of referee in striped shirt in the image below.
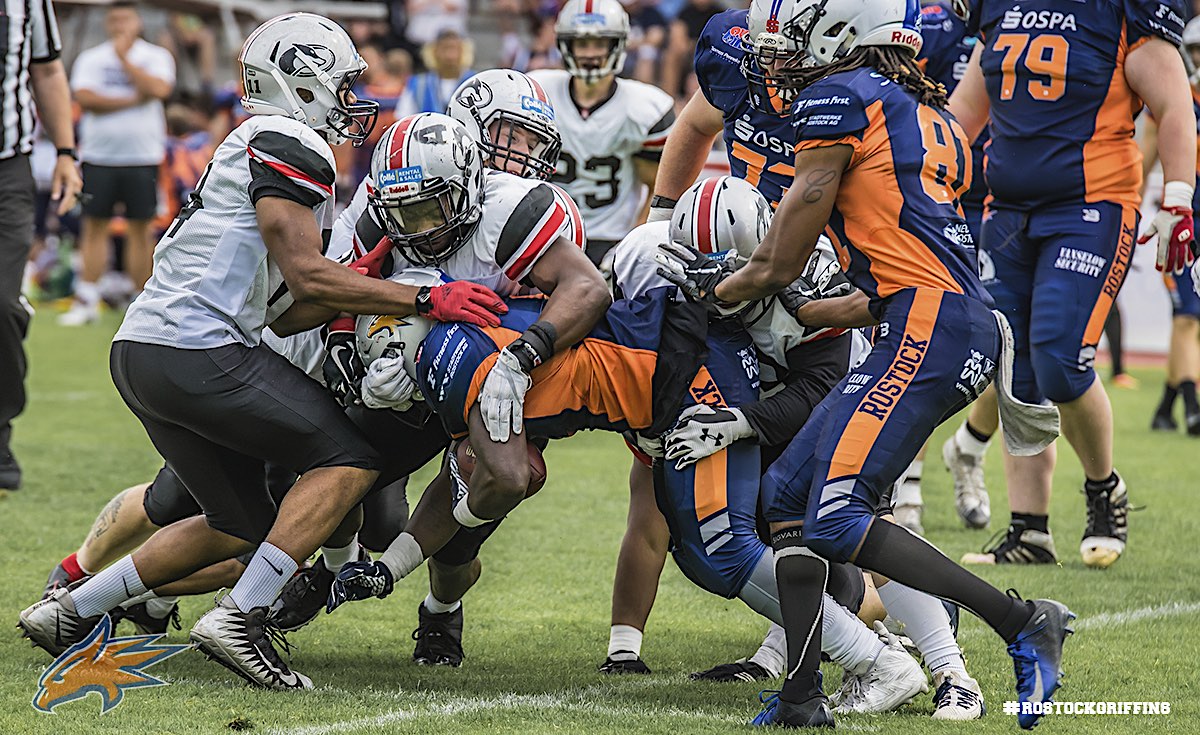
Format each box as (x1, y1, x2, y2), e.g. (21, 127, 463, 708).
(1, 0, 82, 490)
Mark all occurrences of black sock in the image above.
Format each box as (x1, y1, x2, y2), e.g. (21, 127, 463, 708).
(1085, 472, 1119, 494)
(772, 529, 828, 703)
(1180, 380, 1199, 414)
(1105, 307, 1124, 376)
(855, 520, 1034, 643)
(965, 420, 992, 443)
(1011, 512, 1049, 534)
(1157, 384, 1179, 417)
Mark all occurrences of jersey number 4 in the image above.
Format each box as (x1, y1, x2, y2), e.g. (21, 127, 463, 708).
(994, 33, 1069, 102)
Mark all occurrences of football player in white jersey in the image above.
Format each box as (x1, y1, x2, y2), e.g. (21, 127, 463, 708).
(17, 14, 510, 691)
(528, 0, 676, 266)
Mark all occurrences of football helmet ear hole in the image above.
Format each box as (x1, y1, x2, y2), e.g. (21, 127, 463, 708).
(296, 87, 315, 103)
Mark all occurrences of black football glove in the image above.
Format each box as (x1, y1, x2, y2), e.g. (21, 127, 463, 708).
(322, 320, 364, 408)
(654, 242, 741, 314)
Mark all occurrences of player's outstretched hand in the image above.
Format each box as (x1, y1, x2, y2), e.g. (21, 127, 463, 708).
(479, 348, 532, 442)
(326, 560, 395, 614)
(654, 242, 740, 314)
(664, 404, 755, 469)
(360, 356, 416, 412)
(1139, 194, 1196, 275)
(417, 281, 508, 328)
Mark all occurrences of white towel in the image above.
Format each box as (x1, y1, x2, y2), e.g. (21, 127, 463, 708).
(991, 310, 1060, 456)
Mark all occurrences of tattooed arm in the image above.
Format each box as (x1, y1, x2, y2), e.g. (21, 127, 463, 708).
(715, 144, 853, 303)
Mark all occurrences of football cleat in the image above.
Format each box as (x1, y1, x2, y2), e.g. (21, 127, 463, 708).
(962, 521, 1057, 565)
(751, 683, 834, 728)
(598, 652, 651, 675)
(690, 658, 771, 682)
(18, 586, 103, 657)
(1008, 597, 1074, 730)
(833, 626, 928, 714)
(931, 670, 985, 720)
(326, 560, 394, 613)
(274, 546, 369, 631)
(190, 594, 312, 691)
(892, 502, 924, 536)
(1150, 412, 1178, 432)
(43, 563, 90, 600)
(943, 435, 990, 528)
(412, 602, 465, 667)
(112, 600, 181, 636)
(1187, 407, 1200, 437)
(1080, 474, 1128, 569)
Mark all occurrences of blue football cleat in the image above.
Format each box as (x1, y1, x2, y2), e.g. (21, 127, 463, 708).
(750, 684, 834, 728)
(1008, 598, 1075, 730)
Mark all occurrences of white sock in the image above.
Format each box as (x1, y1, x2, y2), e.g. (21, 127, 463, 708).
(145, 595, 178, 619)
(378, 532, 426, 580)
(955, 421, 990, 458)
(71, 556, 147, 617)
(607, 624, 643, 660)
(821, 595, 885, 676)
(748, 623, 786, 677)
(876, 582, 966, 676)
(452, 495, 490, 528)
(894, 459, 923, 506)
(228, 542, 298, 612)
(424, 592, 461, 615)
(74, 280, 100, 307)
(320, 535, 360, 572)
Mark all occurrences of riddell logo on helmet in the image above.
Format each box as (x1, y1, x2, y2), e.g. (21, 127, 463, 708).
(890, 29, 920, 47)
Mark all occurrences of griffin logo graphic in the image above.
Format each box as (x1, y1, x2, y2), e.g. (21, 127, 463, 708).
(367, 314, 413, 339)
(32, 615, 189, 714)
(277, 43, 336, 77)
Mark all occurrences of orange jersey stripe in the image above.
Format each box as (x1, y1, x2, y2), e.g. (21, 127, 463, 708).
(693, 449, 730, 522)
(1082, 23, 1143, 208)
(827, 289, 943, 480)
(1081, 205, 1138, 347)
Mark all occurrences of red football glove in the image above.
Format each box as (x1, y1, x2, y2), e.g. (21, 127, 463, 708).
(416, 281, 507, 327)
(1140, 182, 1196, 275)
(348, 236, 393, 278)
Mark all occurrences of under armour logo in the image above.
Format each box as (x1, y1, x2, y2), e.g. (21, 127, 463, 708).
(699, 429, 725, 445)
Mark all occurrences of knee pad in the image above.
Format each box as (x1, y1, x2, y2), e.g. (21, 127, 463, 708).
(359, 477, 410, 553)
(1030, 342, 1092, 403)
(142, 466, 200, 527)
(802, 482, 878, 564)
(825, 562, 866, 614)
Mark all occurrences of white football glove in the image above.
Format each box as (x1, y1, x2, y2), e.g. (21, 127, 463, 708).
(479, 348, 532, 442)
(663, 404, 755, 469)
(1192, 259, 1200, 297)
(360, 356, 416, 412)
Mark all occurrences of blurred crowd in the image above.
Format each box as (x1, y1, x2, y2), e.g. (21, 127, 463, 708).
(27, 0, 741, 319)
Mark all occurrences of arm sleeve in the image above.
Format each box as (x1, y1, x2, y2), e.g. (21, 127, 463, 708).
(1124, 0, 1185, 47)
(30, 0, 62, 63)
(495, 183, 570, 281)
(246, 130, 336, 208)
(740, 333, 850, 447)
(792, 81, 870, 158)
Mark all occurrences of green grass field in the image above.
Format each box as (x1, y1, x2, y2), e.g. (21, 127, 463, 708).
(2, 309, 1198, 734)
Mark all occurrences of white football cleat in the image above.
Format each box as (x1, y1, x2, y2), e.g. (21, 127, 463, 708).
(17, 586, 102, 657)
(190, 594, 312, 691)
(943, 435, 990, 529)
(833, 625, 928, 714)
(1081, 473, 1128, 569)
(57, 301, 99, 327)
(931, 669, 985, 720)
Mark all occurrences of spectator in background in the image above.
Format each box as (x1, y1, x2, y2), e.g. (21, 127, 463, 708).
(622, 0, 666, 84)
(336, 44, 411, 196)
(63, 0, 174, 327)
(661, 0, 719, 98)
(1, 0, 81, 491)
(395, 29, 474, 117)
(157, 13, 216, 98)
(405, 0, 469, 49)
(154, 96, 213, 239)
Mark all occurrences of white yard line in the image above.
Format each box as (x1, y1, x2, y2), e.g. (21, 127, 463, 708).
(265, 598, 1200, 735)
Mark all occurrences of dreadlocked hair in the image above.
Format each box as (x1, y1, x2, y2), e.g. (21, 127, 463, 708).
(790, 46, 949, 109)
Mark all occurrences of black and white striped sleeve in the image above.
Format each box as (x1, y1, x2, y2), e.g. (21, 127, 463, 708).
(246, 130, 335, 208)
(30, 0, 63, 63)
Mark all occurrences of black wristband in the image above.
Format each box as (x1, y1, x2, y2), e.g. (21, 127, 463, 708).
(649, 195, 677, 210)
(415, 286, 433, 315)
(56, 147, 77, 160)
(507, 321, 557, 373)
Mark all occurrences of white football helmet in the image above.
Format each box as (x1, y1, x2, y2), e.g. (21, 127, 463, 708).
(448, 69, 562, 181)
(1183, 18, 1200, 84)
(356, 269, 446, 401)
(240, 12, 379, 145)
(742, 0, 923, 115)
(669, 176, 773, 262)
(556, 0, 630, 84)
(369, 113, 485, 267)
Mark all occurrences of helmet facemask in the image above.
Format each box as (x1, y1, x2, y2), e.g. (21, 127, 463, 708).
(560, 34, 627, 84)
(482, 116, 562, 180)
(370, 178, 480, 267)
(324, 67, 380, 146)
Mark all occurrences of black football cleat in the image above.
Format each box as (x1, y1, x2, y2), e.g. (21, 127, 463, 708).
(412, 602, 465, 667)
(690, 658, 771, 682)
(112, 600, 181, 635)
(599, 652, 652, 675)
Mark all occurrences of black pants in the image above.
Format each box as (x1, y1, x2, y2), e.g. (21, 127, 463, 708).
(0, 155, 34, 448)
